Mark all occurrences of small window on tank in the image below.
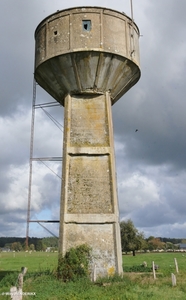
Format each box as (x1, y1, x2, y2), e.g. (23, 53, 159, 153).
(82, 20, 91, 31)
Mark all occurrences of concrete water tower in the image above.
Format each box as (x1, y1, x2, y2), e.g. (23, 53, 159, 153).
(34, 6, 140, 277)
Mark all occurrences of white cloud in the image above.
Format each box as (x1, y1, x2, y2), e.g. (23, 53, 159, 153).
(0, 107, 30, 166)
(119, 172, 160, 214)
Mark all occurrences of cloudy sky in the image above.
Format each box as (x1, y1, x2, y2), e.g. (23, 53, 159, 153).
(0, 0, 186, 239)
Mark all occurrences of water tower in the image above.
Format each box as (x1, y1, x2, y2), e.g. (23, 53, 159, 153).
(34, 6, 140, 277)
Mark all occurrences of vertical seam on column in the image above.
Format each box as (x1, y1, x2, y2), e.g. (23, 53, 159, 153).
(105, 93, 123, 274)
(45, 23, 48, 58)
(125, 18, 128, 58)
(61, 94, 71, 253)
(71, 54, 82, 91)
(100, 10, 103, 48)
(105, 92, 114, 214)
(69, 13, 72, 50)
(64, 94, 71, 215)
(105, 92, 112, 147)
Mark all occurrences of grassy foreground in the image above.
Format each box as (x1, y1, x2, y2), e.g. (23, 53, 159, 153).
(0, 252, 186, 299)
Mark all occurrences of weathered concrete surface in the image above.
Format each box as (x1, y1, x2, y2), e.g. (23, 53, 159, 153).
(59, 93, 123, 277)
(34, 6, 140, 105)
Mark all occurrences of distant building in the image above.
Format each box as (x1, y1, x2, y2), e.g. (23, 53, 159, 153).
(0, 247, 10, 252)
(178, 244, 186, 250)
(45, 247, 52, 252)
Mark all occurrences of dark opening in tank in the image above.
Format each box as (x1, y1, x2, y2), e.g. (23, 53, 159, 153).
(82, 20, 91, 31)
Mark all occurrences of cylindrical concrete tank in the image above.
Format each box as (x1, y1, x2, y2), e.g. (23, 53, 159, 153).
(35, 6, 140, 105)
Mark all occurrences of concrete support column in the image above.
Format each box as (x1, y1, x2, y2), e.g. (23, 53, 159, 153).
(59, 92, 123, 277)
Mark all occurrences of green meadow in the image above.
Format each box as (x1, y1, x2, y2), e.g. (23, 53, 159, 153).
(0, 251, 186, 299)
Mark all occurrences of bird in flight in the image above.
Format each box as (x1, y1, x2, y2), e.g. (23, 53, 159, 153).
(135, 129, 138, 132)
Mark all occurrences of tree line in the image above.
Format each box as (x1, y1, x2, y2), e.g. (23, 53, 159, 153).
(0, 220, 184, 253)
(0, 236, 58, 252)
(120, 219, 182, 256)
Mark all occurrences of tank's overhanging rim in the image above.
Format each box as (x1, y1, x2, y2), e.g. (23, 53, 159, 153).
(34, 6, 140, 38)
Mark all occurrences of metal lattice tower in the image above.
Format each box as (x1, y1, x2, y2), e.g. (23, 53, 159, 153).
(26, 80, 62, 249)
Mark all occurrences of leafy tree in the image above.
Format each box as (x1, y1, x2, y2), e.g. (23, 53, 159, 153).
(4, 243, 12, 249)
(147, 237, 165, 250)
(42, 237, 58, 248)
(29, 243, 35, 251)
(36, 239, 46, 251)
(147, 236, 154, 241)
(120, 219, 145, 256)
(11, 242, 22, 251)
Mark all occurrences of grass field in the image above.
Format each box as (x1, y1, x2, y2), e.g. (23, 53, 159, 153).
(0, 251, 186, 299)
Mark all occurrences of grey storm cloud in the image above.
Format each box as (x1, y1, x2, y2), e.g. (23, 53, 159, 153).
(0, 0, 186, 238)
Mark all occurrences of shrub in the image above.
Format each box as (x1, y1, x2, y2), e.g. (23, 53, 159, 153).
(0, 272, 19, 288)
(124, 265, 152, 273)
(57, 244, 91, 282)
